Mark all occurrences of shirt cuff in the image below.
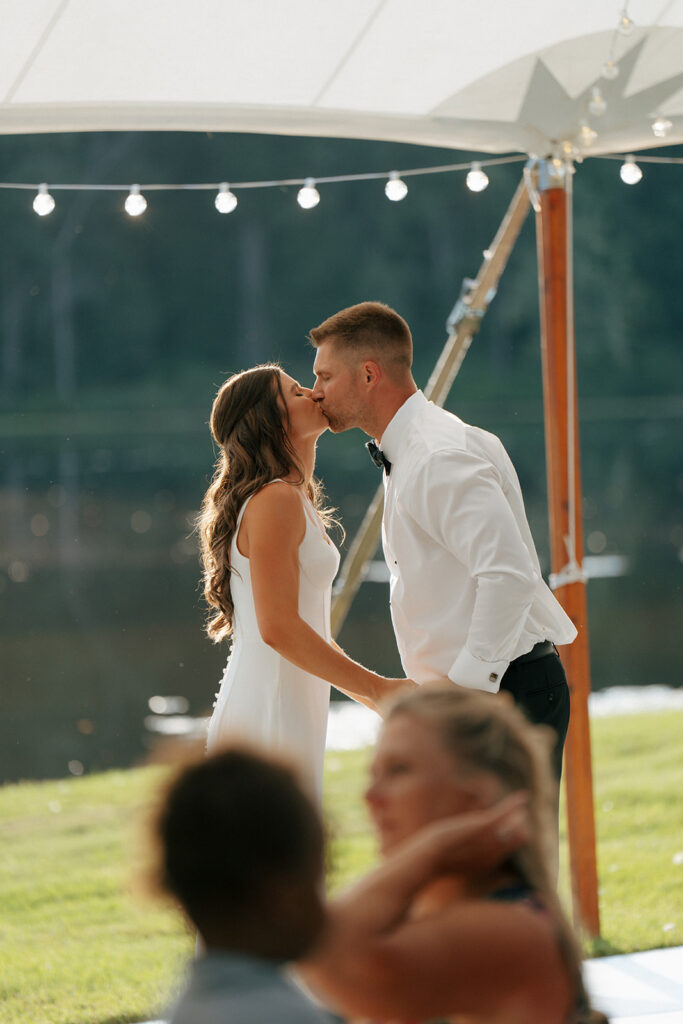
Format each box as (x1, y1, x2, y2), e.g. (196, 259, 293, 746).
(447, 648, 510, 694)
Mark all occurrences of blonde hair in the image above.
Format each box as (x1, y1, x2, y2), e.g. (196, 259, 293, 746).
(384, 686, 607, 1024)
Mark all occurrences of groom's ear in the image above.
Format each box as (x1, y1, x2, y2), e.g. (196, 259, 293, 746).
(362, 360, 382, 389)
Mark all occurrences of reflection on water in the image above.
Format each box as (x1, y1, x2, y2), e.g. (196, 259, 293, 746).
(1, 428, 225, 781)
(0, 429, 402, 782)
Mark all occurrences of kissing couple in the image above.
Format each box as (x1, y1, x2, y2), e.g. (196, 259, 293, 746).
(198, 300, 575, 801)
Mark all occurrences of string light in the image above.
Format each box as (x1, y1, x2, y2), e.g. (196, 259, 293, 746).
(651, 116, 673, 139)
(385, 171, 408, 201)
(618, 11, 634, 35)
(601, 60, 619, 80)
(466, 162, 489, 192)
(0, 155, 528, 215)
(578, 122, 598, 147)
(619, 155, 643, 184)
(215, 183, 238, 213)
(6, 151, 683, 217)
(32, 183, 55, 216)
(297, 177, 320, 209)
(588, 87, 607, 117)
(124, 184, 147, 216)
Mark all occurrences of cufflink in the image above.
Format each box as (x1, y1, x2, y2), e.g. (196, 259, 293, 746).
(489, 672, 499, 683)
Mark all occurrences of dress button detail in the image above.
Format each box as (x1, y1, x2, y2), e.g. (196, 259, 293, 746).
(489, 672, 498, 683)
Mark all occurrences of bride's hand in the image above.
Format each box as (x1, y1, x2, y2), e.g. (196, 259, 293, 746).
(372, 677, 418, 715)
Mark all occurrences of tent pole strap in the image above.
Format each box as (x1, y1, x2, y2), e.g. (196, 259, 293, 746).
(534, 158, 600, 938)
(331, 176, 531, 637)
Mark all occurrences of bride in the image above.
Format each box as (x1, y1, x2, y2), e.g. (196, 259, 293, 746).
(197, 364, 410, 799)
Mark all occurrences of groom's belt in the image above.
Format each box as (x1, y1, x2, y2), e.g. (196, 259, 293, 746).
(509, 640, 557, 667)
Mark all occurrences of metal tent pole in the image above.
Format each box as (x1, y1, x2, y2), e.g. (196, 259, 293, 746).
(533, 157, 600, 936)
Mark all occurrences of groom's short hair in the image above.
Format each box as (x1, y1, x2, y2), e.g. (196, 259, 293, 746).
(309, 301, 413, 371)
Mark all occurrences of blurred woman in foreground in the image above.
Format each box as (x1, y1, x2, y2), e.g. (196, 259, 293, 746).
(303, 685, 607, 1024)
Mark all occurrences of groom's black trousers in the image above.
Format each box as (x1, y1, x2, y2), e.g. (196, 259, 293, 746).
(499, 645, 570, 782)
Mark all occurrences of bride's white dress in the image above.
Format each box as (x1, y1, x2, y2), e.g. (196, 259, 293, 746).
(206, 484, 340, 801)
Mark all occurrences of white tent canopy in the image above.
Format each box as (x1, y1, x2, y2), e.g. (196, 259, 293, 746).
(2, 0, 683, 155)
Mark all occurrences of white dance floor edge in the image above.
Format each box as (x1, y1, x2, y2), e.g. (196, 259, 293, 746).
(140, 946, 683, 1024)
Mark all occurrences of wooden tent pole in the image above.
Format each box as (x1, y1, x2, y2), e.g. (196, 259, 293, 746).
(533, 159, 600, 936)
(331, 177, 531, 636)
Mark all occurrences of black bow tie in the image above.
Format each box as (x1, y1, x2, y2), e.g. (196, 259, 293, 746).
(366, 440, 391, 475)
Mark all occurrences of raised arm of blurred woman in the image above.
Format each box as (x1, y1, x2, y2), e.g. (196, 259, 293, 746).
(301, 796, 574, 1023)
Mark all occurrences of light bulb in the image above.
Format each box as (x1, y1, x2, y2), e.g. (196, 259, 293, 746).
(466, 162, 489, 192)
(561, 140, 580, 158)
(620, 156, 642, 185)
(578, 122, 598, 147)
(602, 60, 619, 80)
(297, 178, 320, 210)
(215, 184, 238, 214)
(124, 185, 147, 217)
(618, 12, 634, 35)
(588, 87, 607, 117)
(385, 172, 408, 201)
(651, 116, 672, 139)
(32, 183, 55, 216)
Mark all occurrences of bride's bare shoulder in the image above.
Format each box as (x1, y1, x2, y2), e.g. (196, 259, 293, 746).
(243, 483, 306, 553)
(245, 480, 305, 528)
(250, 479, 301, 507)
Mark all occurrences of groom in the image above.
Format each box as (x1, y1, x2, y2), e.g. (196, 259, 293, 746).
(309, 301, 577, 778)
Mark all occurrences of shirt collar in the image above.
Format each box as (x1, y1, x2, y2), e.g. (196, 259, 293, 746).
(379, 390, 427, 465)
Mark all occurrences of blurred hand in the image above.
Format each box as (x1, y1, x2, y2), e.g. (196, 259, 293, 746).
(416, 791, 530, 876)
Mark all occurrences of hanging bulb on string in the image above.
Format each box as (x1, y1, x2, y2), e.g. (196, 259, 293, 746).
(588, 86, 607, 117)
(620, 156, 642, 184)
(466, 162, 489, 192)
(601, 60, 619, 80)
(33, 183, 55, 216)
(651, 115, 672, 139)
(297, 178, 320, 209)
(578, 122, 598, 147)
(124, 185, 147, 217)
(618, 11, 634, 35)
(215, 183, 238, 214)
(385, 171, 408, 201)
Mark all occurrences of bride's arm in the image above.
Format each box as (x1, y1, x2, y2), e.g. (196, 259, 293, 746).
(329, 641, 383, 713)
(245, 483, 411, 706)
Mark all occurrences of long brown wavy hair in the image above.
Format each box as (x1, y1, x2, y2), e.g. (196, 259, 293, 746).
(197, 364, 336, 643)
(383, 685, 608, 1024)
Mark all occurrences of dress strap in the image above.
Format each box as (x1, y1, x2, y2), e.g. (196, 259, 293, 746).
(234, 478, 287, 537)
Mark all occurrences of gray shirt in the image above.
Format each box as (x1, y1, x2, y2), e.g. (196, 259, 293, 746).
(168, 951, 333, 1024)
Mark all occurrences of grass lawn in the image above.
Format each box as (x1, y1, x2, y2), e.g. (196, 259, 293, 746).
(1, 711, 682, 1024)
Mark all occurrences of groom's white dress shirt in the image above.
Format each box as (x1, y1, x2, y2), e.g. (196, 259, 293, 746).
(379, 391, 577, 692)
